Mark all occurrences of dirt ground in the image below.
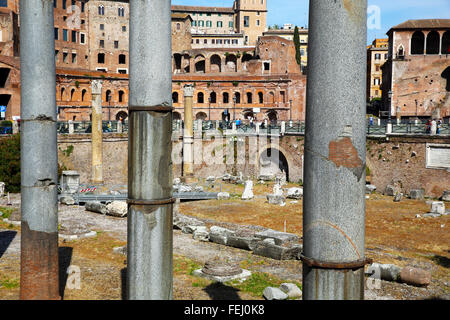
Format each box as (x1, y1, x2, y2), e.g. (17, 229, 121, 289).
(0, 183, 449, 300)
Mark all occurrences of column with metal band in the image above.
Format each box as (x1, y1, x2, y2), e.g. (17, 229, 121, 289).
(183, 84, 195, 178)
(302, 0, 368, 300)
(127, 0, 173, 300)
(19, 0, 60, 300)
(91, 80, 103, 185)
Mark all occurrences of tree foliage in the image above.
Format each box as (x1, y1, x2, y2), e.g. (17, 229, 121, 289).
(0, 134, 21, 193)
(294, 26, 301, 66)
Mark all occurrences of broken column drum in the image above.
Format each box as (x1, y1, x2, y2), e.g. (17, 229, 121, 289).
(127, 0, 174, 300)
(302, 0, 369, 300)
(19, 0, 60, 300)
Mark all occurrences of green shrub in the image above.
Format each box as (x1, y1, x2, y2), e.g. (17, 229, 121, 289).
(0, 134, 20, 193)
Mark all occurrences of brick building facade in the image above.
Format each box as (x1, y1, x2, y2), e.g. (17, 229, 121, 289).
(382, 19, 450, 121)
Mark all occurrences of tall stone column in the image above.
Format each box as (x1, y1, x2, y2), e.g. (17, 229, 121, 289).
(183, 84, 195, 178)
(91, 80, 103, 185)
(302, 0, 368, 300)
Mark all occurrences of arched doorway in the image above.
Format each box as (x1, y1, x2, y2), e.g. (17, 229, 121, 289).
(259, 148, 290, 182)
(210, 54, 222, 73)
(172, 111, 182, 120)
(411, 31, 425, 55)
(196, 112, 208, 121)
(267, 110, 278, 124)
(426, 31, 440, 54)
(116, 111, 128, 121)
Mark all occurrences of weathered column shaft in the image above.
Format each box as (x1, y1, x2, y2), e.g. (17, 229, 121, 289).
(302, 0, 368, 300)
(19, 0, 60, 300)
(127, 0, 173, 300)
(91, 80, 103, 184)
(183, 85, 194, 177)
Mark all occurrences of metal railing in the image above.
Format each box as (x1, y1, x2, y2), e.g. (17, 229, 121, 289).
(53, 120, 450, 136)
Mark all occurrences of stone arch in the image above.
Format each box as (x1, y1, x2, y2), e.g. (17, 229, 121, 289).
(194, 54, 206, 73)
(183, 54, 191, 73)
(197, 91, 205, 104)
(60, 87, 67, 101)
(70, 88, 76, 101)
(242, 109, 255, 120)
(196, 112, 208, 120)
(441, 31, 450, 54)
(242, 53, 253, 63)
(426, 31, 440, 54)
(246, 92, 253, 104)
(225, 54, 237, 72)
(210, 54, 222, 73)
(116, 111, 128, 121)
(172, 91, 179, 103)
(234, 91, 241, 104)
(172, 111, 182, 120)
(267, 110, 278, 123)
(258, 91, 264, 104)
(268, 91, 275, 104)
(81, 89, 88, 102)
(257, 146, 293, 182)
(222, 91, 230, 104)
(209, 91, 217, 104)
(442, 66, 450, 92)
(173, 53, 182, 72)
(411, 31, 425, 55)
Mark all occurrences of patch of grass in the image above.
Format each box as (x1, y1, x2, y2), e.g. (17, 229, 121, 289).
(0, 277, 19, 289)
(0, 207, 13, 219)
(227, 272, 283, 297)
(191, 278, 210, 288)
(173, 255, 202, 276)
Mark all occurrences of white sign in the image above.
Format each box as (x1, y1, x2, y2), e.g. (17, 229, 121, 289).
(253, 108, 261, 113)
(426, 144, 450, 170)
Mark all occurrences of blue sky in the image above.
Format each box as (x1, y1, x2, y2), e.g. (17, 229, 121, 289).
(172, 0, 450, 44)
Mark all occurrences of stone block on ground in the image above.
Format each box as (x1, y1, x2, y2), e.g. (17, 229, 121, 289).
(365, 184, 377, 194)
(399, 267, 431, 287)
(287, 187, 303, 199)
(227, 235, 259, 251)
(85, 201, 108, 215)
(263, 287, 288, 300)
(393, 193, 403, 202)
(173, 214, 205, 230)
(254, 229, 299, 246)
(60, 195, 75, 206)
(279, 283, 302, 298)
(409, 189, 425, 200)
(106, 201, 127, 217)
(193, 226, 210, 242)
(217, 192, 230, 200)
(367, 263, 401, 281)
(266, 194, 286, 205)
(431, 202, 445, 214)
(441, 191, 450, 202)
(241, 180, 254, 200)
(385, 185, 397, 196)
(252, 241, 302, 260)
(209, 226, 236, 245)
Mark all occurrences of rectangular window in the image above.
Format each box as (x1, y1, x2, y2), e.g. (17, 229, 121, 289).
(80, 33, 86, 44)
(206, 21, 212, 28)
(114, 41, 119, 49)
(217, 21, 223, 28)
(62, 0, 66, 9)
(244, 16, 250, 27)
(54, 28, 59, 40)
(55, 50, 59, 62)
(122, 26, 127, 32)
(53, 0, 57, 8)
(204, 39, 207, 44)
(99, 40, 104, 48)
(100, 24, 104, 30)
(229, 21, 234, 28)
(71, 30, 77, 43)
(256, 20, 260, 26)
(196, 39, 200, 44)
(375, 53, 381, 60)
(374, 78, 380, 85)
(63, 52, 68, 63)
(199, 20, 204, 27)
(72, 53, 77, 64)
(63, 29, 68, 41)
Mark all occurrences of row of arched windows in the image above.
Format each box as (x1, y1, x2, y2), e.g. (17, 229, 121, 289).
(173, 53, 254, 73)
(59, 87, 126, 103)
(410, 30, 450, 55)
(172, 90, 281, 105)
(98, 5, 125, 17)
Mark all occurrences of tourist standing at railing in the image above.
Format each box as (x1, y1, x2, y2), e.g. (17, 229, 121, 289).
(437, 119, 442, 134)
(369, 116, 373, 126)
(426, 120, 431, 134)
